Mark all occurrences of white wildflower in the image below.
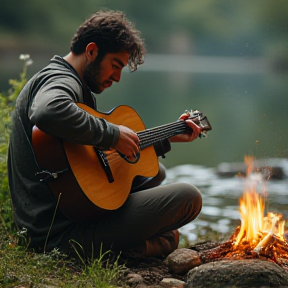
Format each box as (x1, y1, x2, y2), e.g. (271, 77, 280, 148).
(19, 54, 33, 66)
(19, 54, 30, 61)
(26, 59, 33, 66)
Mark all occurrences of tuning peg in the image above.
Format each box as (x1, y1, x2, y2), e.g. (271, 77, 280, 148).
(185, 109, 192, 117)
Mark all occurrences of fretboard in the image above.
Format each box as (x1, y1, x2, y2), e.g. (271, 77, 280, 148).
(137, 120, 190, 150)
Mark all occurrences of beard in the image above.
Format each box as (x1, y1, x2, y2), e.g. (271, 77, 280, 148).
(83, 58, 103, 94)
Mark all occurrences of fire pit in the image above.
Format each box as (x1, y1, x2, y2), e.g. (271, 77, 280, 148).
(187, 156, 288, 288)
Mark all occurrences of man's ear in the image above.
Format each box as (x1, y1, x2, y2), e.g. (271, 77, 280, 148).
(86, 42, 98, 62)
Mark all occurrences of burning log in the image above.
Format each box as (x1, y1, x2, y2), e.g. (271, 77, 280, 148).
(254, 216, 278, 254)
(197, 232, 288, 270)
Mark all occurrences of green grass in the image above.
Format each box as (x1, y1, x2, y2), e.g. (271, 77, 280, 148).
(0, 55, 127, 288)
(0, 225, 126, 287)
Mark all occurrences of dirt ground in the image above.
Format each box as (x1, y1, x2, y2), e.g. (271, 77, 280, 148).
(118, 241, 218, 286)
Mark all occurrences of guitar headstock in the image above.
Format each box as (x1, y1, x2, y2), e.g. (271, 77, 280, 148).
(185, 109, 212, 138)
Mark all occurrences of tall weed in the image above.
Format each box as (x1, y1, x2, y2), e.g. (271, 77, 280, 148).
(0, 54, 31, 233)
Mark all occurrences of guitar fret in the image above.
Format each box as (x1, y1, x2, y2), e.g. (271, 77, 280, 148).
(137, 121, 189, 149)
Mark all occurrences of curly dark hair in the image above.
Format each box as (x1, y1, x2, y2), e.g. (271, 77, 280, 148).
(70, 10, 146, 71)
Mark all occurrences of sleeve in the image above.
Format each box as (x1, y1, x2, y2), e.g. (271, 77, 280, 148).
(28, 76, 120, 149)
(153, 139, 171, 158)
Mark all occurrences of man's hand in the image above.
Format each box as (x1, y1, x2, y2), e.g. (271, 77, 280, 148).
(113, 125, 140, 161)
(169, 113, 202, 143)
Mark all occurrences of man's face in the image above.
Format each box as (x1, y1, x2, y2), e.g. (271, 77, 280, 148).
(83, 51, 130, 94)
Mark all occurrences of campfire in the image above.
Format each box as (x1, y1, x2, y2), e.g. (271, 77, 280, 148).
(203, 156, 288, 269)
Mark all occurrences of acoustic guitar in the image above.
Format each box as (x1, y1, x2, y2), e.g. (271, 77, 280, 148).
(32, 103, 212, 222)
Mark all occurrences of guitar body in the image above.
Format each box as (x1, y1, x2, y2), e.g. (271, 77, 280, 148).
(32, 103, 159, 222)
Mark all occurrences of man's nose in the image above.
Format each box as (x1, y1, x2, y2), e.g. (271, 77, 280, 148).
(112, 70, 121, 82)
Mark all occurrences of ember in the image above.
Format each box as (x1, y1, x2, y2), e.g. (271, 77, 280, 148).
(204, 156, 288, 268)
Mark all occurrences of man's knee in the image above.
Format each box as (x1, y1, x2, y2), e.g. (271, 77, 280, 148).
(176, 182, 202, 220)
(188, 183, 202, 212)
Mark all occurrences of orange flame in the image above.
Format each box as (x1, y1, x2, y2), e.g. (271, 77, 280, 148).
(234, 156, 285, 248)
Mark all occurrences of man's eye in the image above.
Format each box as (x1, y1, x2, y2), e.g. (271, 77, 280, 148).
(112, 65, 119, 69)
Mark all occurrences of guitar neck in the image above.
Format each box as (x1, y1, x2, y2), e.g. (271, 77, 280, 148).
(137, 120, 189, 150)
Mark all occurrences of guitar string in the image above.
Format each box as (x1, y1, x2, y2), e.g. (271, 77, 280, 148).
(101, 118, 207, 164)
(137, 116, 210, 148)
(138, 121, 189, 138)
(103, 121, 188, 165)
(138, 121, 189, 149)
(139, 124, 187, 141)
(138, 121, 184, 137)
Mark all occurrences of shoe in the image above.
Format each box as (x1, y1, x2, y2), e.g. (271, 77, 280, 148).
(144, 229, 180, 257)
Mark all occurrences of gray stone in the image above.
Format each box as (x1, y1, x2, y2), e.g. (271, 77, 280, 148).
(216, 158, 288, 179)
(164, 248, 202, 275)
(126, 272, 145, 286)
(160, 277, 186, 287)
(186, 259, 288, 288)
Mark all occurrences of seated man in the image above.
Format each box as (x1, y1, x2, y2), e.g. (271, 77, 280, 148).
(8, 10, 203, 259)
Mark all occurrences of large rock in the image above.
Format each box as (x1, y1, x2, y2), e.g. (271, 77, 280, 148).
(186, 259, 288, 288)
(216, 158, 288, 179)
(164, 248, 202, 275)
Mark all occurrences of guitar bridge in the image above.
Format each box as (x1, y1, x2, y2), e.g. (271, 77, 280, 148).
(94, 148, 114, 183)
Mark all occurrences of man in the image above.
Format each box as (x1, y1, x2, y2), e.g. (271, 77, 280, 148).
(8, 10, 203, 259)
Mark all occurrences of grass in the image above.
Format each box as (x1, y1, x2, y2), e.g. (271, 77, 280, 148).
(0, 223, 127, 287)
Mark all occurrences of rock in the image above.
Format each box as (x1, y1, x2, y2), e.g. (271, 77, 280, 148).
(216, 158, 288, 180)
(134, 284, 148, 288)
(160, 277, 186, 287)
(126, 272, 145, 286)
(164, 248, 202, 275)
(186, 259, 288, 288)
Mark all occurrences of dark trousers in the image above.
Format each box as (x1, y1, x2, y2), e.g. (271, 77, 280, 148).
(54, 163, 202, 258)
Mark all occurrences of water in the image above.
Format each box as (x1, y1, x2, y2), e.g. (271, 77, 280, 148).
(165, 161, 288, 244)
